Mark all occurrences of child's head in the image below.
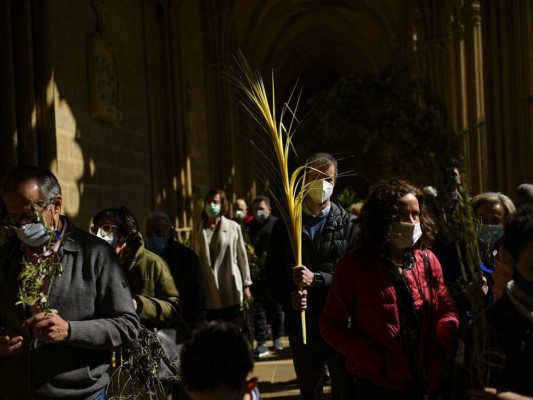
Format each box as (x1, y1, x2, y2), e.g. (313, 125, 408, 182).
(180, 321, 257, 400)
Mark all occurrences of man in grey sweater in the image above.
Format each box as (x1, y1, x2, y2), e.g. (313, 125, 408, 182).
(0, 166, 140, 399)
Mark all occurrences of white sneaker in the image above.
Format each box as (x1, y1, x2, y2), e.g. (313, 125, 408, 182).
(254, 343, 269, 358)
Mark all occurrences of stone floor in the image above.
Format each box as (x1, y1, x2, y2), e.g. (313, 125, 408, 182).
(253, 337, 332, 399)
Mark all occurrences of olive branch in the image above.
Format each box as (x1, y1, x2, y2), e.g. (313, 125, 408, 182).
(107, 326, 180, 399)
(16, 202, 67, 313)
(445, 171, 489, 388)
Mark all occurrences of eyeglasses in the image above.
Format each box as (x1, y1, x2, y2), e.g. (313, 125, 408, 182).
(90, 224, 117, 236)
(1, 203, 50, 230)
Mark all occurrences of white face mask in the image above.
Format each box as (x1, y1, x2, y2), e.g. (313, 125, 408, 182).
(97, 229, 119, 248)
(389, 221, 423, 249)
(235, 210, 244, 221)
(254, 209, 269, 222)
(307, 179, 334, 204)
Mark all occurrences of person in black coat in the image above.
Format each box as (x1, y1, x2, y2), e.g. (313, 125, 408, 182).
(264, 153, 358, 400)
(246, 195, 284, 357)
(456, 204, 533, 399)
(145, 211, 206, 325)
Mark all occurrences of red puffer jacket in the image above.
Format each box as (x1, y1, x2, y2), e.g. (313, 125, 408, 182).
(320, 248, 459, 392)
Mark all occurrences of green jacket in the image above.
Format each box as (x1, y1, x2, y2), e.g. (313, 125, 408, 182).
(120, 232, 180, 326)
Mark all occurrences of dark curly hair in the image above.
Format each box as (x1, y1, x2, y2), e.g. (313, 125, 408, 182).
(357, 179, 436, 256)
(502, 204, 533, 263)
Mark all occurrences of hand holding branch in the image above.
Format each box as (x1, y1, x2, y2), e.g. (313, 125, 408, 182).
(292, 265, 314, 287)
(24, 312, 70, 344)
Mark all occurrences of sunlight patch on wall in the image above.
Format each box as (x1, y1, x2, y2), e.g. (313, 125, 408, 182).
(46, 77, 55, 108)
(179, 170, 185, 196)
(53, 82, 84, 218)
(186, 157, 192, 194)
(89, 158, 96, 177)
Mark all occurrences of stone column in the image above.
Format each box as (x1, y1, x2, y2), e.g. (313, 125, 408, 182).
(31, 0, 57, 171)
(142, 0, 195, 235)
(10, 0, 39, 165)
(481, 0, 533, 193)
(200, 0, 242, 200)
(413, 0, 486, 194)
(460, 0, 486, 193)
(0, 0, 18, 177)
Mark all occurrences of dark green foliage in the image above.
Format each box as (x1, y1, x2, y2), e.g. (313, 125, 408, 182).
(299, 60, 461, 198)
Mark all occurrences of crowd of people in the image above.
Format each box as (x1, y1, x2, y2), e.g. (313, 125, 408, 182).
(0, 160, 532, 400)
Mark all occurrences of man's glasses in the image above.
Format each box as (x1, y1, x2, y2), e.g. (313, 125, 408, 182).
(90, 224, 117, 236)
(1, 203, 50, 230)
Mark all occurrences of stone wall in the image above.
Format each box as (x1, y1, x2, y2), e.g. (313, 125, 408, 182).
(50, 0, 153, 229)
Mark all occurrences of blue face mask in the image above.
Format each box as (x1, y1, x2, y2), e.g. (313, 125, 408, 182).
(513, 268, 533, 299)
(477, 224, 504, 247)
(146, 236, 167, 255)
(16, 222, 51, 247)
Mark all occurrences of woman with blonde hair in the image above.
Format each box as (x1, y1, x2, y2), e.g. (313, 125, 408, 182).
(470, 192, 516, 301)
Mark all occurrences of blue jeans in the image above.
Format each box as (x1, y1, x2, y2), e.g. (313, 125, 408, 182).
(92, 388, 106, 400)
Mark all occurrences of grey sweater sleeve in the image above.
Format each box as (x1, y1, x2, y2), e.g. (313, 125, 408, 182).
(56, 231, 140, 349)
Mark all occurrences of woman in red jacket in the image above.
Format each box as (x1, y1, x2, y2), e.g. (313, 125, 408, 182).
(320, 179, 459, 399)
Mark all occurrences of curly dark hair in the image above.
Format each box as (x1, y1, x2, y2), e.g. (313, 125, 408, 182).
(502, 204, 533, 262)
(357, 179, 435, 256)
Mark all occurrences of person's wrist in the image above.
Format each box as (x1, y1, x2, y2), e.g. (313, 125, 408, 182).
(135, 296, 143, 314)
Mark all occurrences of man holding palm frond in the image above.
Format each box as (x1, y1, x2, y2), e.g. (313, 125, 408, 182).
(264, 153, 358, 400)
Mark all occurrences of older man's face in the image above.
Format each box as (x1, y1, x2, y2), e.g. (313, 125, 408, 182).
(234, 200, 248, 218)
(146, 218, 172, 239)
(2, 178, 60, 229)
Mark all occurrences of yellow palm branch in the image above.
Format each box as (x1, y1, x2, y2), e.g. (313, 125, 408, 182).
(227, 50, 310, 343)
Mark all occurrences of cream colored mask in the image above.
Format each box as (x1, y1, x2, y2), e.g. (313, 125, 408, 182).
(307, 179, 334, 204)
(389, 221, 422, 249)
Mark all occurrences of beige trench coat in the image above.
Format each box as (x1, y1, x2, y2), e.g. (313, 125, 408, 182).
(191, 216, 252, 310)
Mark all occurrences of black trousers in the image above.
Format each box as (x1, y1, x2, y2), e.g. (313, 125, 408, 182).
(252, 283, 284, 343)
(289, 335, 356, 400)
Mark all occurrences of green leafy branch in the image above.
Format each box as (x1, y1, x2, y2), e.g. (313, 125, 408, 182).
(16, 203, 66, 313)
(17, 256, 63, 312)
(445, 174, 489, 389)
(108, 326, 180, 399)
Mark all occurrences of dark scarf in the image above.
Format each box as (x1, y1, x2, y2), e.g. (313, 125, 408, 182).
(387, 252, 421, 381)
